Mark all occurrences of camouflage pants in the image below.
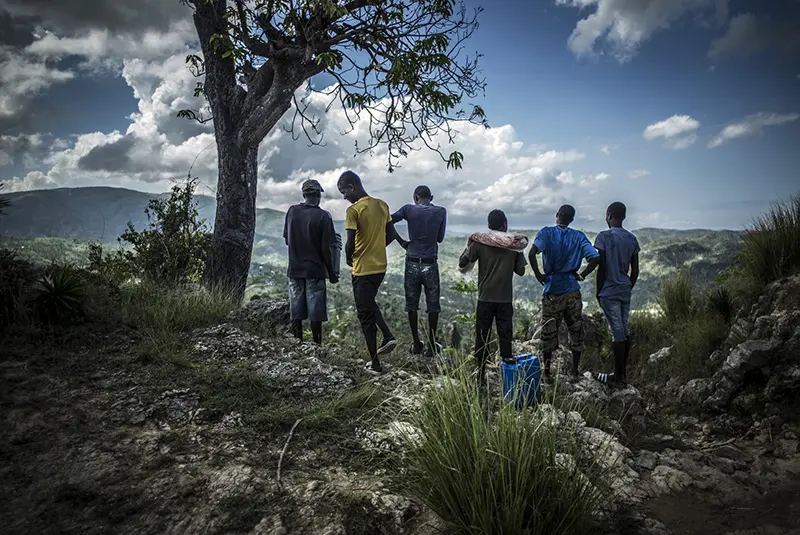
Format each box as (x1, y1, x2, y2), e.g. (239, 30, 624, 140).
(540, 291, 583, 352)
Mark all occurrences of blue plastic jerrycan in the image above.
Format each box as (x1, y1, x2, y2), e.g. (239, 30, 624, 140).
(500, 354, 543, 409)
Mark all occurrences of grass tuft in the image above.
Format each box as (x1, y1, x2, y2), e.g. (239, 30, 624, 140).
(658, 269, 694, 323)
(737, 194, 800, 285)
(398, 364, 610, 535)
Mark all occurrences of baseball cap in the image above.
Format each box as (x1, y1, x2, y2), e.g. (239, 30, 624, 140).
(301, 179, 324, 193)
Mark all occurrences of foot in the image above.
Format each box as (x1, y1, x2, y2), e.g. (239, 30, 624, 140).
(423, 342, 443, 359)
(364, 361, 383, 375)
(594, 372, 624, 386)
(411, 341, 424, 355)
(377, 337, 397, 355)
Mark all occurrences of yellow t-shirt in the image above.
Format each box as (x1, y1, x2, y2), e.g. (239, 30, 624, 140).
(345, 196, 391, 276)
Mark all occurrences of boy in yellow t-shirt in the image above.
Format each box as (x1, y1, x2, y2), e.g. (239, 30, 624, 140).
(338, 170, 398, 374)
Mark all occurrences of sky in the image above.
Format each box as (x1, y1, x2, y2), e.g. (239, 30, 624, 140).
(0, 0, 799, 232)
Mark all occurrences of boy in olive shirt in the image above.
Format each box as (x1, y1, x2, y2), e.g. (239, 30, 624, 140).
(338, 170, 398, 375)
(458, 210, 526, 385)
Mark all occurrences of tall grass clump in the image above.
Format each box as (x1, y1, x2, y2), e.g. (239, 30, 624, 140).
(658, 269, 694, 323)
(400, 364, 610, 535)
(737, 194, 800, 285)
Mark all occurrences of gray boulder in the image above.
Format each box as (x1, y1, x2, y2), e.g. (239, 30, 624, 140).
(648, 346, 673, 365)
(229, 298, 291, 333)
(722, 339, 781, 381)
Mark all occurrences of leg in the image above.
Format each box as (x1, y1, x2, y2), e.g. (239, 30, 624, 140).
(288, 278, 308, 342)
(620, 293, 632, 383)
(310, 321, 322, 345)
(563, 291, 585, 376)
(494, 302, 514, 363)
(408, 311, 422, 352)
(353, 275, 381, 371)
(474, 301, 493, 385)
(292, 320, 304, 342)
(423, 263, 442, 356)
(305, 278, 328, 345)
(372, 273, 396, 354)
(404, 261, 423, 352)
(596, 296, 625, 385)
(540, 294, 559, 379)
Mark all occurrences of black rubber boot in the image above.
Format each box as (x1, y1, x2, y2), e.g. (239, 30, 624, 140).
(622, 339, 631, 385)
(571, 350, 581, 377)
(613, 341, 626, 387)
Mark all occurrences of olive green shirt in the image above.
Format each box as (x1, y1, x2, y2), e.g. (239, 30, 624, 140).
(459, 242, 526, 303)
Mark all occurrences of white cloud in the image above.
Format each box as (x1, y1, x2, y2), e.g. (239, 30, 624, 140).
(4, 55, 607, 226)
(627, 169, 651, 179)
(643, 114, 701, 149)
(0, 47, 74, 122)
(600, 144, 613, 156)
(708, 112, 800, 148)
(555, 0, 728, 62)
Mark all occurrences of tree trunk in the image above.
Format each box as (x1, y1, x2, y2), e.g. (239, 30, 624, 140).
(204, 137, 258, 300)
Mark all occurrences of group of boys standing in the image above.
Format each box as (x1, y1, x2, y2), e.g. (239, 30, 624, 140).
(283, 170, 640, 386)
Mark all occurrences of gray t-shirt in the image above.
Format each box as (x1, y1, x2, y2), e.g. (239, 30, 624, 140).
(459, 242, 526, 303)
(594, 227, 640, 298)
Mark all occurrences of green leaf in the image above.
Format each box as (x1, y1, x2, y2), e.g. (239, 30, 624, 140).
(446, 151, 464, 170)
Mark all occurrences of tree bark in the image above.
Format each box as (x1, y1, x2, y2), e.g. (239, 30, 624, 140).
(204, 136, 258, 299)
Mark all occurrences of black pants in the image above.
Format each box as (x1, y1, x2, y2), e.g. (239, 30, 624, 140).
(352, 273, 386, 335)
(475, 300, 513, 379)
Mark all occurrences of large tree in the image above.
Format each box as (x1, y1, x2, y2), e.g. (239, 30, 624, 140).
(182, 0, 487, 299)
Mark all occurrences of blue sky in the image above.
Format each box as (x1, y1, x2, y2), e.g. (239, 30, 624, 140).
(0, 0, 798, 231)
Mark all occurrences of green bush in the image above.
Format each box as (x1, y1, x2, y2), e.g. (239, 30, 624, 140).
(737, 194, 800, 285)
(89, 178, 211, 286)
(399, 364, 610, 535)
(669, 314, 728, 379)
(658, 269, 694, 323)
(26, 264, 89, 325)
(706, 285, 736, 324)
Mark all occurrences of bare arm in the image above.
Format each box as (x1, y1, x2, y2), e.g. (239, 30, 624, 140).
(630, 252, 639, 289)
(385, 222, 397, 247)
(527, 244, 546, 284)
(580, 256, 600, 279)
(596, 250, 606, 297)
(514, 252, 526, 276)
(345, 229, 356, 267)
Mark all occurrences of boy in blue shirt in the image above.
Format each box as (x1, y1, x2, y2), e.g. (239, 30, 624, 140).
(529, 204, 600, 380)
(392, 185, 447, 358)
(594, 202, 640, 386)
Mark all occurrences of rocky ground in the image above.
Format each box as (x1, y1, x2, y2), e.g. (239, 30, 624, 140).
(1, 278, 799, 534)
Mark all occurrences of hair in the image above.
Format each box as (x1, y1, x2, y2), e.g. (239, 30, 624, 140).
(338, 170, 362, 189)
(557, 204, 576, 223)
(487, 209, 507, 231)
(414, 185, 432, 200)
(303, 191, 321, 199)
(607, 201, 627, 221)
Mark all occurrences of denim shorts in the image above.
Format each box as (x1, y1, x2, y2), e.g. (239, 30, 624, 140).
(288, 278, 328, 322)
(599, 292, 632, 342)
(404, 259, 441, 313)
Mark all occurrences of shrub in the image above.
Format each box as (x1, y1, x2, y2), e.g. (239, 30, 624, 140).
(737, 194, 800, 285)
(706, 285, 736, 324)
(658, 269, 694, 323)
(399, 364, 610, 535)
(669, 314, 728, 380)
(89, 178, 211, 286)
(26, 264, 89, 325)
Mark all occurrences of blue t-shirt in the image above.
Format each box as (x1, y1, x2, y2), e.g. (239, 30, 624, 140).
(594, 227, 640, 298)
(533, 225, 599, 295)
(391, 203, 447, 259)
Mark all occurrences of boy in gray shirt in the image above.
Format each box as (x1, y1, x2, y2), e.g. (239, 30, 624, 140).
(593, 202, 640, 386)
